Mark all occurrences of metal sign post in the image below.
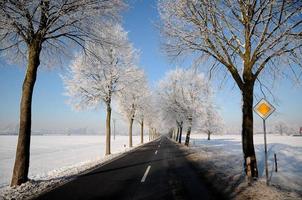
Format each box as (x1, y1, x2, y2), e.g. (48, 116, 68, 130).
(263, 118, 268, 185)
(254, 99, 275, 186)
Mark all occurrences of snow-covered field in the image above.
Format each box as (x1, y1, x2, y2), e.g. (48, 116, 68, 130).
(1, 134, 301, 199)
(187, 134, 302, 198)
(0, 135, 149, 188)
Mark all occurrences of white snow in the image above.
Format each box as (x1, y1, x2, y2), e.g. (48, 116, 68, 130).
(1, 134, 301, 199)
(0, 153, 123, 200)
(186, 133, 302, 199)
(0, 135, 149, 188)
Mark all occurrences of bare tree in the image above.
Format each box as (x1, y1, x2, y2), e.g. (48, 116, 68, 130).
(0, 0, 125, 186)
(62, 24, 137, 155)
(158, 0, 302, 178)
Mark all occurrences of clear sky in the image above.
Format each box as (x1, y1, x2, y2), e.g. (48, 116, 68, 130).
(0, 0, 301, 134)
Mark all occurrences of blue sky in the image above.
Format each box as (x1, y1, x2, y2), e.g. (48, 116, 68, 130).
(0, 0, 301, 134)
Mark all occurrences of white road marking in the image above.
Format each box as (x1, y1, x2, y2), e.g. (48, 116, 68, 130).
(155, 150, 158, 155)
(141, 165, 151, 182)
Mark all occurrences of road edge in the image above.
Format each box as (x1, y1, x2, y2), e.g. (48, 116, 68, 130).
(32, 137, 161, 199)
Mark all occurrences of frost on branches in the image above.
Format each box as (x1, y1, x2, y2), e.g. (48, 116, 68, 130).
(200, 104, 224, 141)
(157, 68, 220, 146)
(143, 93, 161, 141)
(158, 0, 302, 179)
(117, 69, 149, 147)
(63, 24, 138, 155)
(0, 0, 125, 186)
(135, 87, 153, 144)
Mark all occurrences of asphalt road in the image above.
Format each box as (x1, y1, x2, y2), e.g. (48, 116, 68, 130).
(35, 136, 221, 200)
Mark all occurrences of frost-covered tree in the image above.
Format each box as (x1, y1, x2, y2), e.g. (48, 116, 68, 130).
(274, 121, 289, 135)
(157, 69, 186, 143)
(63, 24, 137, 155)
(158, 68, 210, 145)
(181, 70, 209, 146)
(201, 105, 224, 140)
(0, 0, 125, 186)
(135, 89, 152, 144)
(118, 69, 147, 147)
(158, 0, 302, 178)
(144, 93, 160, 141)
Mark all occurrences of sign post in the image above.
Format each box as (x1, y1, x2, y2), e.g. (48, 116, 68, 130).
(254, 99, 275, 186)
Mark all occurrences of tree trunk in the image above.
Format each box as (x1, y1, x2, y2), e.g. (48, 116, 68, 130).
(149, 127, 151, 141)
(185, 118, 192, 146)
(11, 41, 41, 186)
(105, 104, 111, 155)
(176, 126, 179, 141)
(140, 120, 144, 144)
(241, 82, 258, 178)
(178, 122, 183, 144)
(207, 131, 211, 140)
(129, 118, 134, 147)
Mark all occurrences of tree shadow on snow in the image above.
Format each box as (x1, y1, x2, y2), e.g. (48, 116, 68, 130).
(188, 137, 302, 196)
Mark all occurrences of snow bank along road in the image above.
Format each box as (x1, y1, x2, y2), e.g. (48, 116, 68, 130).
(35, 136, 221, 200)
(0, 135, 148, 187)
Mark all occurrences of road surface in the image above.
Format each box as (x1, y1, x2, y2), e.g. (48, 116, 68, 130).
(35, 136, 223, 200)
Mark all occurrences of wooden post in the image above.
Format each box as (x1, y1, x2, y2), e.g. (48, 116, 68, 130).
(246, 157, 252, 184)
(274, 153, 278, 172)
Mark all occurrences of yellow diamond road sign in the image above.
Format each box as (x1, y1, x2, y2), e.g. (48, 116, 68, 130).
(254, 99, 275, 120)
